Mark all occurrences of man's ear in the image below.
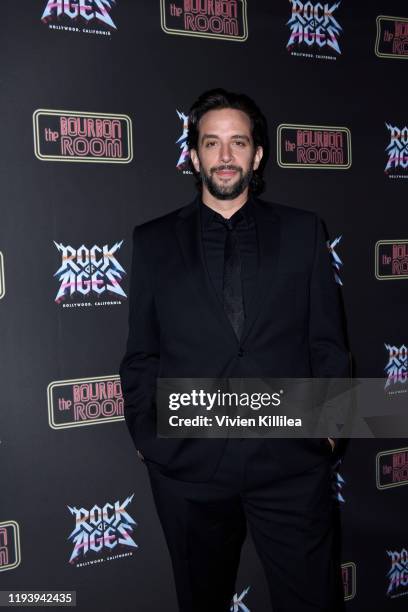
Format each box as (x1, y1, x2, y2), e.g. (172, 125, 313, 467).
(253, 146, 263, 171)
(190, 149, 200, 173)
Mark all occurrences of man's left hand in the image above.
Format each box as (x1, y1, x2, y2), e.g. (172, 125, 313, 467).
(327, 437, 335, 451)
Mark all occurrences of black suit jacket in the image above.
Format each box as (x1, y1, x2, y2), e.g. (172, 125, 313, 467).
(119, 197, 350, 480)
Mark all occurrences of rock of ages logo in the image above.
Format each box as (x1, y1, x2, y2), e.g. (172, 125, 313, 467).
(327, 236, 343, 285)
(385, 123, 408, 178)
(387, 548, 408, 598)
(160, 0, 248, 42)
(47, 375, 124, 429)
(287, 1, 342, 60)
(176, 110, 191, 173)
(33, 110, 133, 163)
(377, 447, 408, 490)
(376, 16, 408, 60)
(277, 124, 351, 169)
(332, 459, 345, 503)
(0, 521, 21, 573)
(375, 240, 408, 280)
(230, 586, 250, 611)
(68, 494, 137, 566)
(341, 562, 356, 601)
(54, 241, 127, 307)
(41, 0, 117, 35)
(0, 251, 5, 299)
(384, 344, 408, 395)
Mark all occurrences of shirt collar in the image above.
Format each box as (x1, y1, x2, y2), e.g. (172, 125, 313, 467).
(200, 197, 254, 230)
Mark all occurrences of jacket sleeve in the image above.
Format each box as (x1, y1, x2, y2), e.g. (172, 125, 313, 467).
(309, 215, 351, 378)
(119, 226, 160, 450)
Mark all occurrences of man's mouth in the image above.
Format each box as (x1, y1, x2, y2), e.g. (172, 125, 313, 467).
(214, 167, 240, 179)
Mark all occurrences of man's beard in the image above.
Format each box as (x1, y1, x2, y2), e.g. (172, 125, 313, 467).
(199, 161, 254, 200)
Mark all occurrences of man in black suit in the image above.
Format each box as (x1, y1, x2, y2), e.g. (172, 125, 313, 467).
(120, 89, 350, 612)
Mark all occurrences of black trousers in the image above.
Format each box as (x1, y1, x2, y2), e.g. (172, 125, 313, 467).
(146, 438, 338, 612)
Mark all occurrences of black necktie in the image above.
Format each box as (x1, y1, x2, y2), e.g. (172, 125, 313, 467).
(218, 215, 245, 340)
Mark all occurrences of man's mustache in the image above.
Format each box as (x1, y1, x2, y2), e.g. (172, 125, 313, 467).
(210, 165, 242, 174)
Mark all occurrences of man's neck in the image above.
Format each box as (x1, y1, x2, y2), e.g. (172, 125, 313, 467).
(201, 188, 249, 219)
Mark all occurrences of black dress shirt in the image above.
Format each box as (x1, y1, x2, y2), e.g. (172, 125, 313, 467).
(200, 199, 258, 315)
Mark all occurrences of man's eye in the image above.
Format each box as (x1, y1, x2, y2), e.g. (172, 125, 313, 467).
(234, 140, 246, 147)
(205, 141, 217, 148)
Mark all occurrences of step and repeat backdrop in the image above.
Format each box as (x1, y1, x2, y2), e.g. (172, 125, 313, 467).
(1, 1, 407, 610)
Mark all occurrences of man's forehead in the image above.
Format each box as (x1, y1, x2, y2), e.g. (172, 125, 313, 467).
(198, 108, 251, 135)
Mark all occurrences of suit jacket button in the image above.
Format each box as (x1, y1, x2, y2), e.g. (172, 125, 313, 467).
(238, 349, 244, 357)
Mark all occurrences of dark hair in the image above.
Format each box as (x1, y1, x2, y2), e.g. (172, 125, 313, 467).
(186, 88, 268, 195)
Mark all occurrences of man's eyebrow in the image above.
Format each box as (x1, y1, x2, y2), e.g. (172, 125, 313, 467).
(231, 134, 250, 141)
(201, 134, 220, 141)
(201, 134, 251, 141)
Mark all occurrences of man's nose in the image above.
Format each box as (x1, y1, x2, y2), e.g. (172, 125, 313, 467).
(219, 144, 233, 163)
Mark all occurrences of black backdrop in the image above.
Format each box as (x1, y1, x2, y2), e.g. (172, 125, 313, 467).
(1, 1, 408, 610)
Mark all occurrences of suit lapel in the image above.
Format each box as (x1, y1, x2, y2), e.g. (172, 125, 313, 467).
(176, 198, 239, 347)
(240, 199, 281, 345)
